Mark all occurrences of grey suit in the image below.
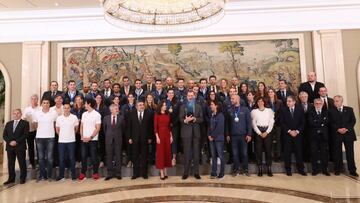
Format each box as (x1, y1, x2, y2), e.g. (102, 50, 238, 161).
(103, 114, 124, 176)
(179, 103, 203, 176)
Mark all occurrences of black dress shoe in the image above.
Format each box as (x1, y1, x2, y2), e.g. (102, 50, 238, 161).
(267, 166, 273, 177)
(312, 171, 318, 176)
(286, 171, 292, 176)
(3, 180, 15, 185)
(20, 180, 26, 184)
(182, 175, 188, 180)
(105, 176, 113, 181)
(194, 174, 201, 179)
(131, 176, 138, 180)
(299, 171, 307, 176)
(116, 176, 122, 180)
(334, 171, 340, 176)
(350, 172, 359, 177)
(257, 165, 263, 177)
(322, 171, 330, 176)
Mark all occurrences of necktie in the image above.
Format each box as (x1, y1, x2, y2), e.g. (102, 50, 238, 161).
(290, 108, 294, 118)
(323, 98, 328, 109)
(112, 116, 116, 128)
(148, 84, 151, 92)
(51, 91, 55, 97)
(139, 112, 143, 123)
(13, 120, 18, 132)
(317, 110, 320, 115)
(282, 91, 285, 100)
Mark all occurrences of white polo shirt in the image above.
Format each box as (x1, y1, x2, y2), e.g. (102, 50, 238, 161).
(81, 110, 101, 141)
(34, 109, 58, 139)
(56, 114, 79, 143)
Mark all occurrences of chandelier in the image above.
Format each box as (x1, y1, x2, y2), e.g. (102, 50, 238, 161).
(101, 0, 226, 32)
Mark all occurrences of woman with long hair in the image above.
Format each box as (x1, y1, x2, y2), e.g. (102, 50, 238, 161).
(94, 94, 107, 167)
(255, 82, 269, 102)
(145, 93, 157, 165)
(239, 82, 249, 102)
(165, 89, 180, 166)
(71, 95, 86, 165)
(218, 78, 229, 103)
(154, 100, 173, 180)
(267, 88, 283, 162)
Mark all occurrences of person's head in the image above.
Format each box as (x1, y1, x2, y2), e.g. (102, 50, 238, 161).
(299, 91, 308, 103)
(95, 94, 103, 105)
(112, 83, 121, 93)
(256, 97, 266, 109)
(313, 98, 323, 110)
(231, 77, 239, 86)
(240, 82, 248, 93)
(209, 90, 216, 101)
(210, 100, 220, 113)
(286, 95, 296, 108)
(220, 78, 228, 89)
(192, 86, 199, 96)
(247, 91, 255, 102)
(63, 103, 71, 115)
(187, 79, 195, 89)
(67, 80, 76, 91)
(187, 90, 195, 102)
(146, 93, 154, 104)
(157, 100, 168, 114)
(136, 101, 145, 112)
(74, 95, 84, 108)
(30, 94, 39, 106)
(229, 87, 237, 96)
(257, 82, 266, 92)
(333, 95, 344, 108)
(122, 76, 130, 86)
(128, 93, 135, 104)
(267, 88, 278, 101)
(209, 75, 217, 86)
(91, 82, 98, 92)
(41, 98, 51, 110)
(155, 79, 163, 90)
(12, 109, 22, 120)
(319, 87, 328, 98)
(166, 77, 173, 86)
(146, 74, 154, 84)
(278, 79, 287, 90)
(103, 79, 111, 89)
(307, 72, 317, 83)
(109, 104, 119, 115)
(177, 78, 185, 88)
(54, 95, 63, 106)
(167, 89, 175, 99)
(135, 79, 142, 89)
(199, 78, 207, 89)
(50, 81, 59, 92)
(85, 98, 96, 111)
(231, 95, 240, 106)
(82, 84, 90, 93)
(112, 96, 121, 105)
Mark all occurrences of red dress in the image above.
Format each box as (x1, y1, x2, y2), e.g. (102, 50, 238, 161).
(154, 113, 172, 169)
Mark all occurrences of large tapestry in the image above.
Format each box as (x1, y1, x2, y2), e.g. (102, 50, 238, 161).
(62, 39, 302, 92)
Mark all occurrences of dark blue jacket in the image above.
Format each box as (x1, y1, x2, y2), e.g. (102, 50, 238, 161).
(227, 105, 252, 136)
(208, 112, 225, 141)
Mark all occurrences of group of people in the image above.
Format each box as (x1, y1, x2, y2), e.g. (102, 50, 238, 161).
(3, 71, 358, 185)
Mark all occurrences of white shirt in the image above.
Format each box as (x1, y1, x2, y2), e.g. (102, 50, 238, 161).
(137, 111, 144, 120)
(23, 105, 41, 132)
(50, 105, 64, 116)
(251, 108, 275, 135)
(56, 114, 79, 143)
(81, 110, 101, 140)
(34, 110, 58, 138)
(309, 82, 316, 91)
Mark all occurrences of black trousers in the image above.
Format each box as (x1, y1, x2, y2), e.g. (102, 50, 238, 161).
(310, 134, 329, 172)
(7, 148, 27, 181)
(106, 141, 122, 176)
(132, 141, 149, 177)
(26, 131, 37, 166)
(255, 134, 272, 166)
(333, 134, 357, 173)
(182, 136, 200, 176)
(283, 134, 304, 172)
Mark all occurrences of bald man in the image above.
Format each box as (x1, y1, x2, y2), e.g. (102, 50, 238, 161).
(298, 72, 325, 104)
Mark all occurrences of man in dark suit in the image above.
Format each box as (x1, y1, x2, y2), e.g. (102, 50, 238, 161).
(101, 79, 113, 107)
(179, 90, 204, 180)
(103, 104, 124, 180)
(165, 76, 176, 91)
(307, 98, 330, 176)
(298, 72, 325, 104)
(63, 80, 81, 107)
(280, 95, 307, 176)
(41, 81, 63, 107)
(298, 91, 313, 162)
(152, 79, 167, 104)
(198, 78, 208, 101)
(128, 100, 152, 179)
(318, 87, 334, 111)
(175, 78, 187, 105)
(276, 79, 294, 104)
(208, 75, 220, 93)
(142, 74, 155, 93)
(120, 76, 135, 97)
(87, 82, 100, 100)
(134, 79, 146, 101)
(3, 109, 29, 185)
(329, 95, 358, 177)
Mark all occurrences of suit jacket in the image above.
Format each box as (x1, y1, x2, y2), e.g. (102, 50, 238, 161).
(134, 88, 147, 101)
(207, 85, 220, 93)
(307, 109, 329, 141)
(142, 83, 155, 93)
(152, 89, 167, 104)
(329, 106, 357, 141)
(3, 119, 29, 151)
(62, 90, 81, 105)
(42, 90, 63, 106)
(120, 85, 135, 97)
(298, 81, 325, 103)
(127, 110, 152, 143)
(321, 97, 335, 111)
(280, 104, 305, 135)
(179, 103, 204, 138)
(101, 89, 114, 106)
(103, 114, 124, 146)
(276, 89, 294, 103)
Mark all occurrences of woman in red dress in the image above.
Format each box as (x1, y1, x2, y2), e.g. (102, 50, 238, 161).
(154, 100, 173, 180)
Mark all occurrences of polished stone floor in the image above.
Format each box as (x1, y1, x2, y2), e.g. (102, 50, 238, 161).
(1, 169, 360, 203)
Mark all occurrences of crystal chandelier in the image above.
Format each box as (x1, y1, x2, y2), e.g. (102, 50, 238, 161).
(101, 0, 226, 32)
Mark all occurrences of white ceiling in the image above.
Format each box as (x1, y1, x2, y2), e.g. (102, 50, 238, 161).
(0, 0, 101, 10)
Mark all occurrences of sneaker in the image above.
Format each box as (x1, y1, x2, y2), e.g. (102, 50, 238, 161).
(126, 161, 133, 168)
(92, 173, 100, 180)
(217, 174, 225, 179)
(243, 170, 250, 177)
(78, 173, 86, 181)
(56, 177, 65, 181)
(232, 170, 239, 177)
(210, 175, 217, 179)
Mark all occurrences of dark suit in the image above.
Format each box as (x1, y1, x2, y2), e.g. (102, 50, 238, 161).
(127, 110, 152, 177)
(142, 83, 155, 93)
(62, 91, 81, 107)
(307, 109, 329, 172)
(103, 114, 124, 176)
(152, 89, 167, 104)
(101, 89, 114, 107)
(42, 90, 63, 107)
(179, 102, 204, 176)
(120, 85, 135, 97)
(134, 89, 146, 102)
(276, 89, 294, 104)
(299, 102, 313, 162)
(298, 81, 325, 104)
(280, 105, 305, 172)
(3, 119, 29, 182)
(320, 97, 334, 111)
(207, 85, 220, 93)
(329, 106, 357, 173)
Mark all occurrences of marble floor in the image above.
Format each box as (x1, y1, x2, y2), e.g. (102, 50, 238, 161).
(1, 170, 360, 203)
